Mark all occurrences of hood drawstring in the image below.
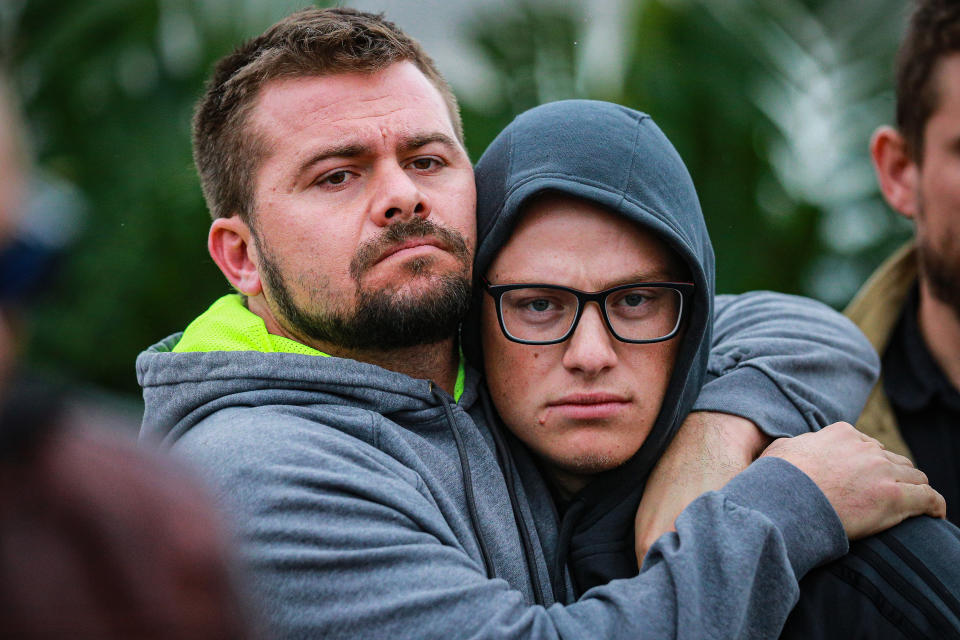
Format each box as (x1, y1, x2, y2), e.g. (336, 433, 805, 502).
(433, 386, 495, 580)
(553, 499, 586, 604)
(480, 387, 547, 606)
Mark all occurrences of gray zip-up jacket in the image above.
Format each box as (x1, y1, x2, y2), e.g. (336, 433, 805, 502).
(137, 286, 873, 638)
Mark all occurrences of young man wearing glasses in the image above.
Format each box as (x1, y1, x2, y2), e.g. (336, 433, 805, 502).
(468, 99, 960, 637)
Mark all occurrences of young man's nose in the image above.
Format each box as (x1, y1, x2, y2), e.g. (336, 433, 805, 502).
(370, 164, 431, 226)
(561, 303, 618, 377)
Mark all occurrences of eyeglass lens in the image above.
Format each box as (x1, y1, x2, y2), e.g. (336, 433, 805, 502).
(498, 286, 682, 343)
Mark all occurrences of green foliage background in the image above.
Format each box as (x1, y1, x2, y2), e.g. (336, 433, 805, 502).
(3, 0, 912, 396)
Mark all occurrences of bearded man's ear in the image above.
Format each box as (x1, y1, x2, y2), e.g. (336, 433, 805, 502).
(870, 125, 921, 221)
(208, 215, 263, 296)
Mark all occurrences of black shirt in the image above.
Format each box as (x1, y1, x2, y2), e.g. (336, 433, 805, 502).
(883, 286, 960, 527)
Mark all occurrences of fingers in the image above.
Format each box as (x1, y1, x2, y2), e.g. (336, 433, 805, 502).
(890, 462, 929, 486)
(852, 427, 885, 449)
(823, 421, 886, 449)
(895, 482, 948, 520)
(824, 421, 887, 446)
(795, 422, 947, 540)
(862, 433, 886, 449)
(878, 449, 928, 487)
(882, 449, 915, 469)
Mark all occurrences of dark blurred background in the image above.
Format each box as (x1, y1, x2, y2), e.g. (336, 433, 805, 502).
(0, 0, 913, 411)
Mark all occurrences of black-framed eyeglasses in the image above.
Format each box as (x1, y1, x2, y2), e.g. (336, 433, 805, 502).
(482, 277, 695, 345)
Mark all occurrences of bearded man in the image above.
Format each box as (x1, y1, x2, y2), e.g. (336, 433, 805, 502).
(848, 0, 960, 525)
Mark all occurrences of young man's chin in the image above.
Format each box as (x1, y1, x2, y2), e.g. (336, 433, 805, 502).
(544, 434, 643, 477)
(541, 447, 631, 494)
(556, 454, 621, 476)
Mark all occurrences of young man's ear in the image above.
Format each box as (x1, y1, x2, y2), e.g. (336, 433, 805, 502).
(208, 215, 263, 296)
(870, 125, 921, 221)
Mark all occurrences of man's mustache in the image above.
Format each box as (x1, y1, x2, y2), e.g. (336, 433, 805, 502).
(350, 217, 471, 281)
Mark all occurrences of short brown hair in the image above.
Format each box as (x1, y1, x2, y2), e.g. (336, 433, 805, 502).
(896, 0, 960, 161)
(192, 7, 462, 221)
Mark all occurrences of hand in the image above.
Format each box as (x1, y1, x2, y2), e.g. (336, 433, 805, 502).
(635, 412, 771, 566)
(760, 422, 946, 540)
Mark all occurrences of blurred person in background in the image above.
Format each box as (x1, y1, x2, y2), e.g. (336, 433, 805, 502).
(849, 0, 960, 526)
(0, 71, 31, 398)
(0, 72, 254, 639)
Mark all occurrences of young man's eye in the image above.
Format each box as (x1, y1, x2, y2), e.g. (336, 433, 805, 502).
(611, 288, 658, 309)
(525, 298, 554, 312)
(621, 293, 650, 307)
(513, 295, 569, 316)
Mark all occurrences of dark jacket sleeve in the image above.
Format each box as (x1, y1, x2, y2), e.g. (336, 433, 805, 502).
(693, 292, 880, 436)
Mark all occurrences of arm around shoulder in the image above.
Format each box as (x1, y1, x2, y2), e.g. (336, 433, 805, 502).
(696, 292, 879, 438)
(169, 407, 847, 640)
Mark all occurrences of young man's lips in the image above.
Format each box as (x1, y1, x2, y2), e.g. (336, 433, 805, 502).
(545, 394, 631, 420)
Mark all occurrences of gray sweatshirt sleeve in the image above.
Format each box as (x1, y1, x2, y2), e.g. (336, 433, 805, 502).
(179, 416, 846, 640)
(693, 291, 880, 437)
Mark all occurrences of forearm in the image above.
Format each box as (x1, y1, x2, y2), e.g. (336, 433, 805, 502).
(696, 292, 879, 437)
(701, 411, 770, 463)
(635, 411, 771, 560)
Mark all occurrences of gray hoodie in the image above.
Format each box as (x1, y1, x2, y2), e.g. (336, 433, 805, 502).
(137, 103, 876, 638)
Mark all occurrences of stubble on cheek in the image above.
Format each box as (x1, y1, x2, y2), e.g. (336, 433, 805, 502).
(915, 195, 960, 317)
(290, 268, 346, 312)
(918, 232, 960, 317)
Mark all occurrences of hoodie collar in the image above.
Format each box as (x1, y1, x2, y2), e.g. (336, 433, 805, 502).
(167, 293, 466, 402)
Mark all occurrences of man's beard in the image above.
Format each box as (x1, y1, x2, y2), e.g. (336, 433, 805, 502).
(916, 205, 960, 320)
(256, 217, 472, 351)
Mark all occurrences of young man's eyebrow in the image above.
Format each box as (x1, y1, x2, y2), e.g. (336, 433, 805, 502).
(617, 270, 679, 284)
